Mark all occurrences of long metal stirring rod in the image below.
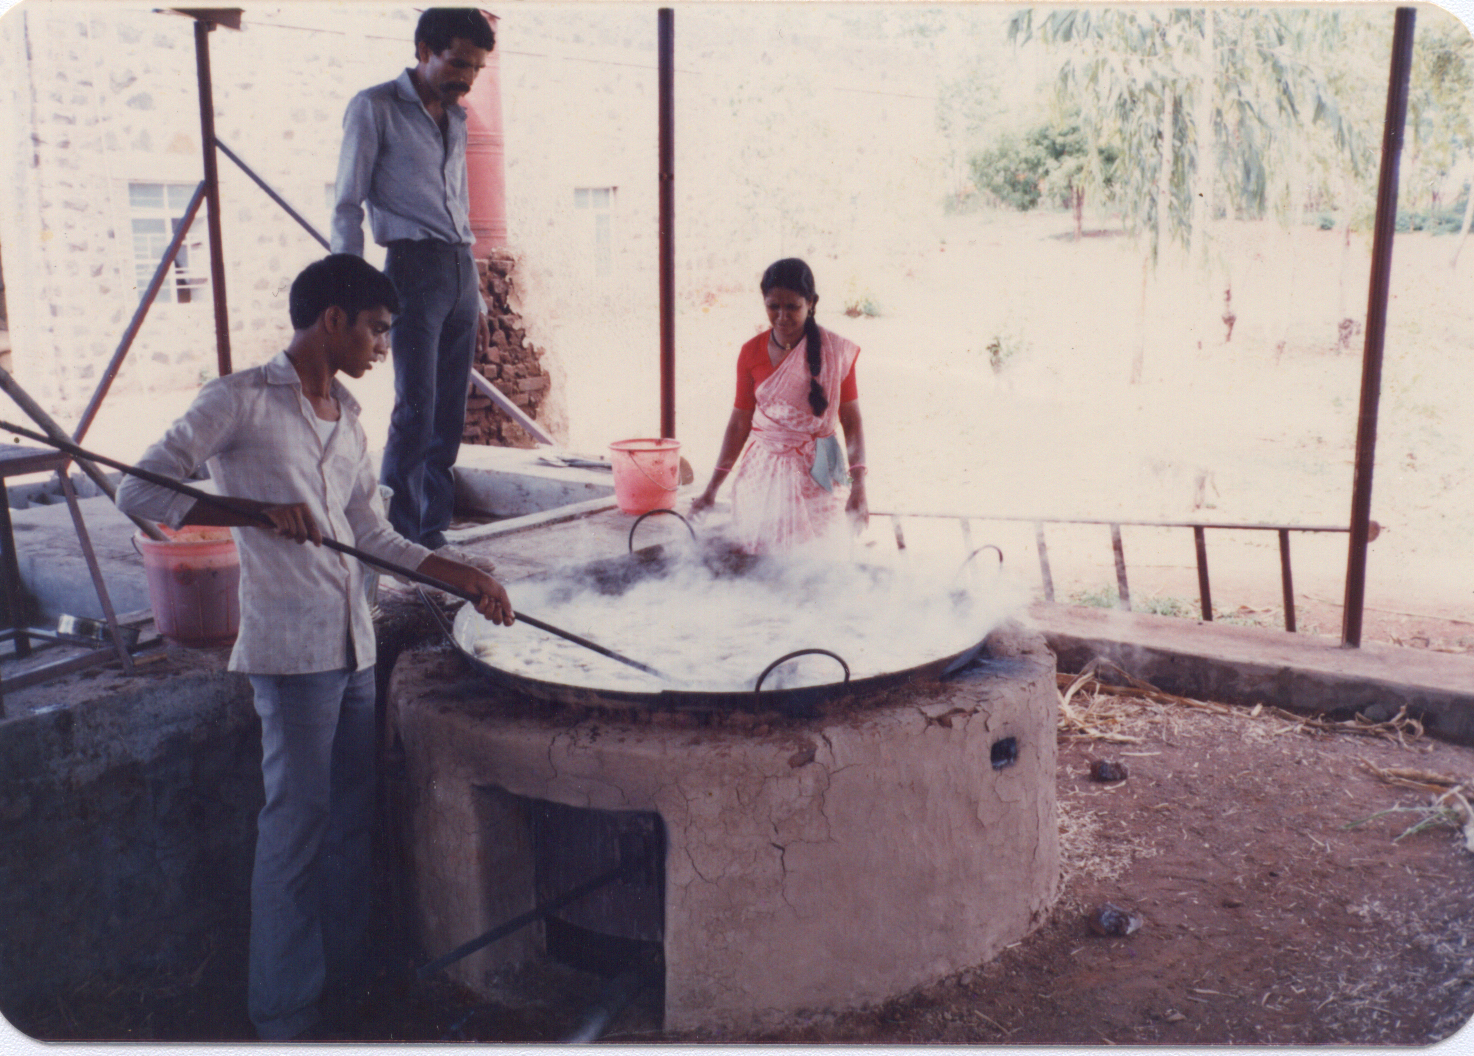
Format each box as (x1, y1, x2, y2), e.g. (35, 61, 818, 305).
(0, 421, 668, 680)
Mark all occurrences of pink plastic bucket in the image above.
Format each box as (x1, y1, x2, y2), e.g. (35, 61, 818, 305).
(135, 527, 241, 648)
(608, 438, 681, 515)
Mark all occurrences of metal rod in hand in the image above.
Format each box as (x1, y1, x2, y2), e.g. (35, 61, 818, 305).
(0, 422, 669, 679)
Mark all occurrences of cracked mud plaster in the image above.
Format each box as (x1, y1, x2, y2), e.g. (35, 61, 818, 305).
(388, 627, 1061, 1033)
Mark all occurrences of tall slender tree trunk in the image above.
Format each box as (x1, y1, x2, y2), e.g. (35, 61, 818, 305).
(1132, 253, 1149, 384)
(1188, 11, 1214, 270)
(1140, 88, 1176, 385)
(1155, 89, 1176, 263)
(1452, 172, 1473, 269)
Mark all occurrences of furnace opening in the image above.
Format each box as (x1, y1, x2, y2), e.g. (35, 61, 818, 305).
(528, 798, 666, 986)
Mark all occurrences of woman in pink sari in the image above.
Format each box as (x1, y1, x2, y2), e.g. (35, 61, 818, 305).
(691, 259, 867, 554)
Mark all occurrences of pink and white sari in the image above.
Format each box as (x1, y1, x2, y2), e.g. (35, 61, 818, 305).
(729, 326, 860, 554)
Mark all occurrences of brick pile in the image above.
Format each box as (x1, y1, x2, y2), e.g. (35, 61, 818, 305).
(463, 249, 551, 448)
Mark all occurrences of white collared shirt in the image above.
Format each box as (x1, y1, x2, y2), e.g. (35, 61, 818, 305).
(116, 352, 432, 675)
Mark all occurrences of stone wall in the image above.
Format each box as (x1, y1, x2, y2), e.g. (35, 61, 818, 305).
(0, 658, 260, 1028)
(463, 249, 552, 449)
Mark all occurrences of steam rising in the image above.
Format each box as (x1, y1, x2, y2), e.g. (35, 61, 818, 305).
(463, 548, 1029, 692)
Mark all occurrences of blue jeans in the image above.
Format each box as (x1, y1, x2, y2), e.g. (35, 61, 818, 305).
(381, 239, 481, 545)
(246, 667, 377, 1041)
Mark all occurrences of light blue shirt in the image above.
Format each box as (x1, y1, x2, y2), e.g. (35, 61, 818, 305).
(331, 68, 476, 256)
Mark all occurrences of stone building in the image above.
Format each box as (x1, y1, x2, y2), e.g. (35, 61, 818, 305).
(0, 1, 950, 446)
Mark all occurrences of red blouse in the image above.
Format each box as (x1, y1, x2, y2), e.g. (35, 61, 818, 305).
(733, 331, 859, 412)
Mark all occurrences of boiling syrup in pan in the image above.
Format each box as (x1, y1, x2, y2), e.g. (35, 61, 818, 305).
(465, 557, 1025, 692)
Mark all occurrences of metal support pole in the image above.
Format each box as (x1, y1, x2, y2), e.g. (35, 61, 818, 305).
(1193, 525, 1212, 621)
(1278, 529, 1297, 633)
(215, 140, 330, 250)
(0, 368, 168, 540)
(194, 18, 232, 376)
(657, 8, 675, 440)
(1034, 522, 1054, 602)
(1342, 7, 1415, 648)
(1110, 524, 1130, 611)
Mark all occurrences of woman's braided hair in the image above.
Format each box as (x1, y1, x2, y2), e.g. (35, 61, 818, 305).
(761, 258, 827, 416)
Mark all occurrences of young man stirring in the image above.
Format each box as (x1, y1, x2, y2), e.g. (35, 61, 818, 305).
(116, 254, 513, 1040)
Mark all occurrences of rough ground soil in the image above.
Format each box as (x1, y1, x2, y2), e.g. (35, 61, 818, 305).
(11, 637, 1473, 1047)
(727, 675, 1474, 1048)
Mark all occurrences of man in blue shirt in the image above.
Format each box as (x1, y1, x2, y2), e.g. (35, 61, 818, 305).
(332, 8, 496, 549)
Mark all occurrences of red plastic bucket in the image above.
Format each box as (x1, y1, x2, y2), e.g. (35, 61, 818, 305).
(608, 438, 681, 515)
(135, 526, 241, 648)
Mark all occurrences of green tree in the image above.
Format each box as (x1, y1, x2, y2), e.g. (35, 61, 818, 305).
(969, 132, 1050, 211)
(1008, 7, 1378, 380)
(968, 119, 1116, 238)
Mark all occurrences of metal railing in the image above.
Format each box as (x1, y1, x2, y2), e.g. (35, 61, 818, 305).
(873, 510, 1357, 634)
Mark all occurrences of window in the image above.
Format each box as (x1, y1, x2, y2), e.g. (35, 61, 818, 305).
(574, 186, 615, 278)
(128, 182, 209, 304)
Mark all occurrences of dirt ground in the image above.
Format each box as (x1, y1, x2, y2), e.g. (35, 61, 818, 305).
(11, 629, 1473, 1048)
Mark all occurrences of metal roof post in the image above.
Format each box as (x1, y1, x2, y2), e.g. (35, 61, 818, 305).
(1342, 7, 1416, 649)
(658, 8, 675, 440)
(192, 16, 232, 376)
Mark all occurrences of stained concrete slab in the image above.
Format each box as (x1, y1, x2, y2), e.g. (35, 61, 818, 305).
(8, 496, 151, 624)
(1032, 601, 1474, 746)
(7, 491, 1472, 741)
(451, 446, 615, 519)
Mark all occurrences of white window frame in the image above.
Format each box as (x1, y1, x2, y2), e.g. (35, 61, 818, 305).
(573, 186, 616, 278)
(128, 182, 210, 305)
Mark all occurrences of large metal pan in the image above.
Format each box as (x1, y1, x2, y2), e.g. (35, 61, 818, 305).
(429, 543, 992, 718)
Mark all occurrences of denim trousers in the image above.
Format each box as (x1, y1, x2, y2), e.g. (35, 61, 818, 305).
(246, 667, 377, 1041)
(381, 239, 481, 545)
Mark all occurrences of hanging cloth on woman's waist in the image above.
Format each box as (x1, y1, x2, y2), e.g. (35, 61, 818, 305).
(749, 425, 846, 493)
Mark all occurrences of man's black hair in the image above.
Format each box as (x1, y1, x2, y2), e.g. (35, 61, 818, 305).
(288, 254, 399, 331)
(415, 8, 496, 53)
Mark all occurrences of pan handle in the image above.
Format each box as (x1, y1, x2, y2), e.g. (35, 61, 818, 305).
(416, 586, 459, 643)
(754, 648, 851, 694)
(628, 508, 696, 553)
(957, 545, 1003, 574)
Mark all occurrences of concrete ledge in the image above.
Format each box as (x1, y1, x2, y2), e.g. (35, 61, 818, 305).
(1030, 601, 1474, 746)
(10, 497, 151, 623)
(452, 446, 615, 519)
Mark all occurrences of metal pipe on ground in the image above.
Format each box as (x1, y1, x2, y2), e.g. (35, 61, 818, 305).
(416, 860, 634, 979)
(561, 964, 658, 1043)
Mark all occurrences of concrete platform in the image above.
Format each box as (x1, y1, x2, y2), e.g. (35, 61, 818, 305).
(451, 445, 615, 519)
(4, 486, 1472, 742)
(1031, 601, 1474, 746)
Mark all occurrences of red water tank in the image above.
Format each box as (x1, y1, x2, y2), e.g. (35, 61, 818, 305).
(464, 10, 507, 253)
